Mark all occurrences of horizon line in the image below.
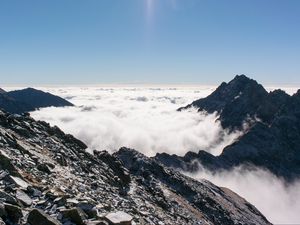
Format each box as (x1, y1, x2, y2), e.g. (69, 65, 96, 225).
(2, 82, 300, 88)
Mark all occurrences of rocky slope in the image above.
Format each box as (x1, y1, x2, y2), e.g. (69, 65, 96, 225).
(0, 94, 34, 115)
(0, 110, 270, 225)
(158, 75, 300, 181)
(0, 88, 73, 114)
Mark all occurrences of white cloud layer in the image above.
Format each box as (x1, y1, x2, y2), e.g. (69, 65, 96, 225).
(30, 86, 240, 156)
(187, 166, 300, 224)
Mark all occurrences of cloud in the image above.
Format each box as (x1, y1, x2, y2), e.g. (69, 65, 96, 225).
(186, 165, 300, 224)
(30, 86, 238, 156)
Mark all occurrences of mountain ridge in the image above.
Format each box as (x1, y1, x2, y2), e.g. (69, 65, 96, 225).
(0, 88, 73, 114)
(157, 75, 300, 181)
(179, 74, 290, 130)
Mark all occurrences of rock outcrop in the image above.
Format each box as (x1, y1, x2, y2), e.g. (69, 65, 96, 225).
(0, 110, 270, 224)
(0, 88, 73, 114)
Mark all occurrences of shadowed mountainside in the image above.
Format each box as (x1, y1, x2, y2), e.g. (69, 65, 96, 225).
(179, 75, 290, 130)
(158, 75, 300, 181)
(0, 88, 73, 114)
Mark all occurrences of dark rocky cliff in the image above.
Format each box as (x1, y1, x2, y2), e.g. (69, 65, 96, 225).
(158, 75, 300, 182)
(179, 75, 290, 130)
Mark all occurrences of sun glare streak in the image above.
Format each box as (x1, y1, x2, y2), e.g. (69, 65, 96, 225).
(146, 0, 155, 24)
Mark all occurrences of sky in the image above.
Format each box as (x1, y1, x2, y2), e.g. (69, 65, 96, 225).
(0, 0, 300, 85)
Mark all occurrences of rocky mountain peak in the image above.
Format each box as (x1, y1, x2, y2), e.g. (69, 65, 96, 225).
(231, 74, 256, 84)
(180, 75, 288, 129)
(158, 77, 300, 183)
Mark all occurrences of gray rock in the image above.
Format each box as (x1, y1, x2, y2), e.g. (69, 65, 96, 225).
(0, 203, 6, 217)
(0, 217, 5, 225)
(0, 150, 19, 176)
(77, 201, 97, 218)
(105, 211, 133, 225)
(27, 208, 61, 225)
(4, 203, 23, 223)
(16, 189, 32, 206)
(27, 187, 42, 197)
(37, 163, 52, 174)
(86, 220, 109, 225)
(60, 207, 86, 225)
(0, 190, 17, 205)
(8, 176, 29, 189)
(53, 196, 67, 207)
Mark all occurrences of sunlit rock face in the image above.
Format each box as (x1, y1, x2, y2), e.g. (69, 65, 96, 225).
(0, 110, 270, 225)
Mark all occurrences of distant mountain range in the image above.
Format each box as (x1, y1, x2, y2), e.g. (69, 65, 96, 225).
(0, 88, 73, 114)
(157, 75, 300, 181)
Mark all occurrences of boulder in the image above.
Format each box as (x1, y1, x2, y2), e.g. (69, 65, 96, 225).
(4, 203, 23, 223)
(0, 190, 17, 205)
(104, 211, 133, 225)
(77, 201, 97, 218)
(60, 207, 86, 225)
(7, 176, 29, 189)
(27, 208, 61, 225)
(0, 150, 19, 176)
(16, 190, 32, 206)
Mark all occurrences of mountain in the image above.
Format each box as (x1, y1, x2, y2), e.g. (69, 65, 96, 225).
(0, 88, 6, 94)
(158, 76, 300, 181)
(7, 88, 74, 109)
(0, 88, 73, 114)
(0, 93, 35, 114)
(0, 110, 270, 225)
(179, 75, 289, 130)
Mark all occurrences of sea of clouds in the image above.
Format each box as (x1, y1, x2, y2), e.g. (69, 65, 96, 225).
(29, 85, 241, 156)
(5, 84, 300, 223)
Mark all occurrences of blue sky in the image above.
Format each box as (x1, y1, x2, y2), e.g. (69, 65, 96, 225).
(0, 0, 300, 85)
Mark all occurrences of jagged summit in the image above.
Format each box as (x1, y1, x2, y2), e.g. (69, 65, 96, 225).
(0, 110, 270, 224)
(158, 75, 300, 182)
(179, 75, 290, 129)
(0, 87, 73, 114)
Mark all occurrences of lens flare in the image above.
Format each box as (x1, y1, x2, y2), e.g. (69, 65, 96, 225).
(146, 0, 155, 24)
